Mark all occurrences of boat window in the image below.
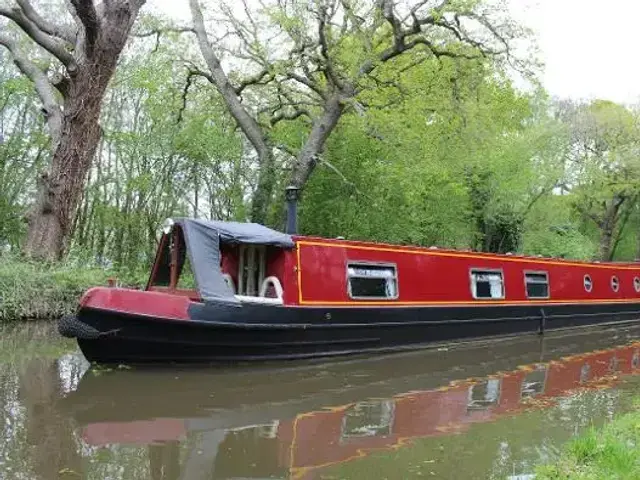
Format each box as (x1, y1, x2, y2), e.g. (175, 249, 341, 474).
(470, 270, 504, 299)
(467, 379, 501, 411)
(634, 277, 640, 293)
(341, 400, 395, 438)
(611, 276, 620, 292)
(524, 272, 549, 299)
(177, 252, 196, 289)
(347, 263, 398, 300)
(584, 275, 593, 293)
(521, 365, 547, 399)
(148, 236, 171, 288)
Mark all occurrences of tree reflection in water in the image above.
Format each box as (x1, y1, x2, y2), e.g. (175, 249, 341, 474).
(149, 441, 179, 480)
(19, 357, 84, 480)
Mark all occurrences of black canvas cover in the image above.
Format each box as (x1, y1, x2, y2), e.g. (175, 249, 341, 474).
(173, 218, 294, 303)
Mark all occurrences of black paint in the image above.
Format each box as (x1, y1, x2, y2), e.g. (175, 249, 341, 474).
(71, 300, 640, 364)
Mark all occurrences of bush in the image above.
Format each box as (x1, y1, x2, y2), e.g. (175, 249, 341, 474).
(0, 255, 148, 322)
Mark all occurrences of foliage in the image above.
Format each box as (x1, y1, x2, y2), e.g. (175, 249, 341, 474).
(556, 99, 640, 260)
(0, 255, 147, 322)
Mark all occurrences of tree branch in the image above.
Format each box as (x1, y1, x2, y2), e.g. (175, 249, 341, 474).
(133, 26, 195, 52)
(134, 26, 195, 37)
(270, 107, 311, 126)
(15, 0, 75, 43)
(358, 0, 505, 79)
(0, 5, 76, 70)
(69, 0, 99, 53)
(317, 3, 344, 89)
(176, 68, 213, 123)
(189, 0, 270, 157)
(284, 72, 327, 99)
(234, 68, 273, 95)
(0, 32, 62, 142)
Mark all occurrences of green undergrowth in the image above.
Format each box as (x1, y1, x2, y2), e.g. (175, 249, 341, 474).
(0, 255, 148, 322)
(535, 403, 640, 480)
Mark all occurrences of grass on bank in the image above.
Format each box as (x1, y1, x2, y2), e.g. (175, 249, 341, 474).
(535, 405, 640, 480)
(0, 255, 148, 321)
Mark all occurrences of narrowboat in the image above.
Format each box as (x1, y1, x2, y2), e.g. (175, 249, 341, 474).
(59, 189, 640, 364)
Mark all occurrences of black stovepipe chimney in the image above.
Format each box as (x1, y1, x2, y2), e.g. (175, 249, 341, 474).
(285, 185, 300, 234)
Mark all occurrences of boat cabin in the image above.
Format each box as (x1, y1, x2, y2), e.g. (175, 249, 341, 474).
(145, 217, 640, 309)
(145, 218, 296, 305)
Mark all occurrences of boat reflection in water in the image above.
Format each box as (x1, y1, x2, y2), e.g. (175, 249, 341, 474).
(64, 327, 640, 479)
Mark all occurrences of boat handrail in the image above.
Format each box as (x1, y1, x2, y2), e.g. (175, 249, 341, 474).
(234, 295, 283, 305)
(259, 276, 284, 300)
(233, 276, 284, 305)
(221, 273, 236, 294)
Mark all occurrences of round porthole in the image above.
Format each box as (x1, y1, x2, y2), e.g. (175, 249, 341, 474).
(611, 276, 619, 292)
(583, 275, 593, 292)
(634, 277, 640, 293)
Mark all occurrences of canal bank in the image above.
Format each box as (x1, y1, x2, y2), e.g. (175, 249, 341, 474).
(1, 321, 640, 479)
(0, 257, 144, 322)
(535, 406, 640, 479)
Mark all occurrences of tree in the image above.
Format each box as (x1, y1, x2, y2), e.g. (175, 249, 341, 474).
(0, 0, 146, 260)
(0, 55, 49, 250)
(557, 99, 640, 261)
(187, 0, 528, 226)
(69, 39, 244, 270)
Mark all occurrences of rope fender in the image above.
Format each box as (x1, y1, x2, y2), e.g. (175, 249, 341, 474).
(58, 315, 120, 340)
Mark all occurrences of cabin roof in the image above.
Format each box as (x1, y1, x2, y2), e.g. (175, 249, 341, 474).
(174, 218, 295, 248)
(170, 218, 637, 268)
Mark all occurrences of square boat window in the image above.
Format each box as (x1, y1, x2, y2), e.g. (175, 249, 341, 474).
(347, 263, 398, 300)
(471, 270, 504, 299)
(341, 400, 395, 439)
(467, 378, 501, 412)
(525, 272, 549, 299)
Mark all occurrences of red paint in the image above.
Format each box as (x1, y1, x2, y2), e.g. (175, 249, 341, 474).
(82, 419, 187, 445)
(80, 287, 192, 320)
(148, 286, 200, 300)
(294, 236, 640, 304)
(220, 243, 240, 287)
(219, 244, 289, 298)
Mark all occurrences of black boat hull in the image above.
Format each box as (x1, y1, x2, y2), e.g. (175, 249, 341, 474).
(64, 300, 640, 364)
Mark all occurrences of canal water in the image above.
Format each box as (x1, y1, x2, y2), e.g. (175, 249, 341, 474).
(1, 322, 640, 480)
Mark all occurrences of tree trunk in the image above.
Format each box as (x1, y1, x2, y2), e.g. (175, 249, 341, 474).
(24, 67, 108, 260)
(22, 2, 145, 261)
(598, 196, 625, 261)
(19, 358, 84, 480)
(289, 94, 344, 190)
(599, 225, 614, 262)
(250, 149, 276, 224)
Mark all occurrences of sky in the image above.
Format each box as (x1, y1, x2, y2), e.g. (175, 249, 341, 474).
(149, 0, 640, 105)
(510, 0, 640, 105)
